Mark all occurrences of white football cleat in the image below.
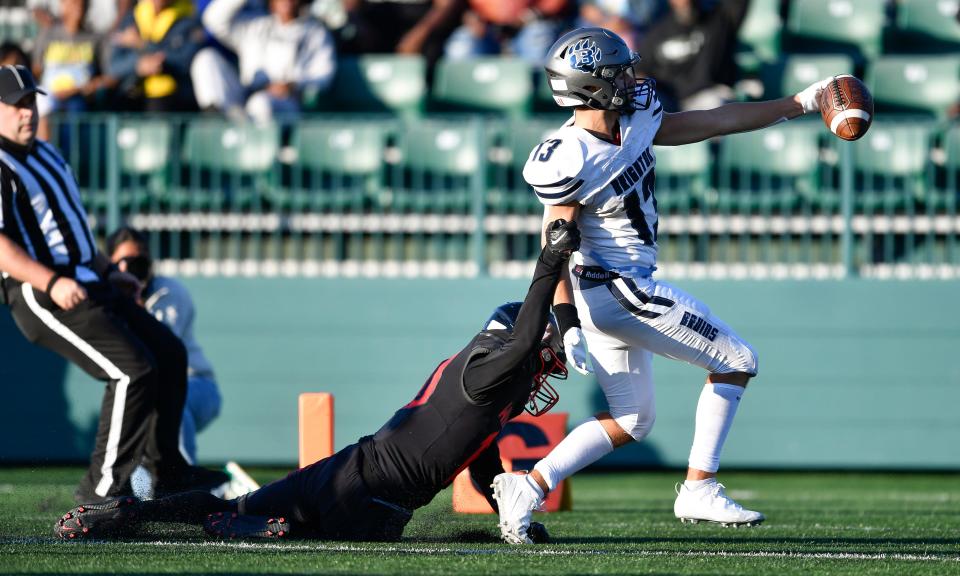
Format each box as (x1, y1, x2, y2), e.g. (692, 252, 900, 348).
(491, 473, 544, 544)
(674, 481, 765, 527)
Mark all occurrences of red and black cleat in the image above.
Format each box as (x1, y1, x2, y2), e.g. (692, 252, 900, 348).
(54, 496, 140, 540)
(203, 511, 291, 540)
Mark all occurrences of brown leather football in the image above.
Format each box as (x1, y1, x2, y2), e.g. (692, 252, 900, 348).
(819, 75, 874, 141)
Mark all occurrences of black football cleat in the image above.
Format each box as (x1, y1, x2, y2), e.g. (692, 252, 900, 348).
(55, 496, 140, 540)
(203, 511, 291, 540)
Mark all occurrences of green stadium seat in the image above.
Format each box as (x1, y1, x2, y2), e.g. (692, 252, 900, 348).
(786, 0, 886, 61)
(717, 121, 822, 211)
(941, 123, 960, 203)
(488, 117, 565, 213)
(183, 121, 278, 171)
(851, 121, 932, 210)
(330, 56, 426, 117)
(117, 120, 171, 176)
(894, 0, 960, 51)
(432, 58, 533, 118)
(866, 55, 960, 119)
(944, 123, 960, 169)
(736, 0, 783, 74)
(115, 119, 172, 204)
(534, 70, 558, 111)
(393, 120, 484, 212)
(654, 141, 711, 211)
(182, 120, 279, 207)
(762, 54, 856, 99)
(0, 8, 37, 47)
(287, 120, 392, 210)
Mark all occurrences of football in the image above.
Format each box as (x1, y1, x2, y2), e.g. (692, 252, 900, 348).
(819, 75, 874, 141)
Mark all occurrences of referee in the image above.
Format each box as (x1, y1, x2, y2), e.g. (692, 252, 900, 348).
(0, 65, 226, 503)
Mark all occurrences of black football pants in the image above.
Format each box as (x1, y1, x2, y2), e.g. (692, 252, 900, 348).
(237, 443, 412, 541)
(7, 279, 189, 500)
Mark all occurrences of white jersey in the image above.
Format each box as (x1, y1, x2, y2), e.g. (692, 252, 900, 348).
(523, 102, 663, 272)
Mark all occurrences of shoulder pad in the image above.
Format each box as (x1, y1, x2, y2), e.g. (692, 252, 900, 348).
(522, 136, 587, 206)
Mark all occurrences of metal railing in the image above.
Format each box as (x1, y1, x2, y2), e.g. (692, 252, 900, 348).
(46, 113, 960, 280)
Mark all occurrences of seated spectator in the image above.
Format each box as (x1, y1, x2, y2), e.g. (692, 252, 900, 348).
(192, 0, 335, 123)
(106, 227, 222, 466)
(32, 0, 116, 141)
(636, 0, 747, 112)
(335, 0, 464, 65)
(109, 0, 205, 111)
(577, 0, 666, 50)
(443, 0, 572, 65)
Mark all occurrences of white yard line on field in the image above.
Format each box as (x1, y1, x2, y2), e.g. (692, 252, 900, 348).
(5, 539, 958, 562)
(125, 541, 959, 562)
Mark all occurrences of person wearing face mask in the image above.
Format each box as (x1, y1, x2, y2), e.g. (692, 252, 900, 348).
(106, 226, 221, 467)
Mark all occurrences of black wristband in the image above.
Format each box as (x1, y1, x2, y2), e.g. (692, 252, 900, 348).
(46, 273, 63, 294)
(552, 303, 581, 336)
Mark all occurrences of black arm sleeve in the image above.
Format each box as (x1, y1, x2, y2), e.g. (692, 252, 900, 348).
(467, 442, 505, 513)
(462, 247, 566, 399)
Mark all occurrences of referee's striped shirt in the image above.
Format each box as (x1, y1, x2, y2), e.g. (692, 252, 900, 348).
(0, 139, 98, 279)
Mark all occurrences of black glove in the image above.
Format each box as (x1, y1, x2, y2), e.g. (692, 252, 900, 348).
(546, 219, 580, 257)
(528, 521, 551, 544)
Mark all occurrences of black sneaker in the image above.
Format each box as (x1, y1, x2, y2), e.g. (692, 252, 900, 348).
(54, 496, 140, 540)
(154, 466, 230, 498)
(203, 511, 291, 540)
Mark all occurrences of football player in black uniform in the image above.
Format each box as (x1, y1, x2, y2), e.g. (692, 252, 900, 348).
(54, 219, 581, 543)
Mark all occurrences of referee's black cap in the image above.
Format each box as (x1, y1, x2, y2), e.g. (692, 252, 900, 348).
(0, 65, 45, 105)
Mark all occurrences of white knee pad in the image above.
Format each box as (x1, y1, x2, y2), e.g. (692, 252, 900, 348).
(733, 340, 759, 376)
(613, 406, 656, 442)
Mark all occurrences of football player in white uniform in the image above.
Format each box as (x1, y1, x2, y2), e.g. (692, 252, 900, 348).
(490, 27, 834, 543)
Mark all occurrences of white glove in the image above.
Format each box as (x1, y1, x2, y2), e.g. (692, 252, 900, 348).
(795, 75, 839, 114)
(562, 327, 592, 375)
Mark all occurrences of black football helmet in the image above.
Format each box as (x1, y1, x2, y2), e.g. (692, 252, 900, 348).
(484, 302, 567, 416)
(544, 27, 656, 112)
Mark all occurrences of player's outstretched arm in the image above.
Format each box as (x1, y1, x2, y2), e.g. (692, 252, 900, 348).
(654, 97, 805, 146)
(654, 76, 840, 146)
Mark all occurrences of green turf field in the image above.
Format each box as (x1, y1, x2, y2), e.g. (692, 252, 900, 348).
(0, 467, 957, 574)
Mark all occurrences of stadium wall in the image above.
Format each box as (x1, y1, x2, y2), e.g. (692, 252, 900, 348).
(2, 278, 958, 470)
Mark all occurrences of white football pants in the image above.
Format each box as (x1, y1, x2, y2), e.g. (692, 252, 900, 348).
(572, 272, 758, 442)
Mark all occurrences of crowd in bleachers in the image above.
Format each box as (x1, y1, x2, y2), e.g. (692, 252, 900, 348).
(5, 0, 960, 133)
(0, 0, 957, 129)
(0, 1, 956, 274)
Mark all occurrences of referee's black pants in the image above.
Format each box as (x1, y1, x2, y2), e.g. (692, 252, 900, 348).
(7, 279, 189, 501)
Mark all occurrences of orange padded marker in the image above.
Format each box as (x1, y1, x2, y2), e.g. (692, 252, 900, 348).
(298, 393, 334, 468)
(453, 412, 572, 513)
